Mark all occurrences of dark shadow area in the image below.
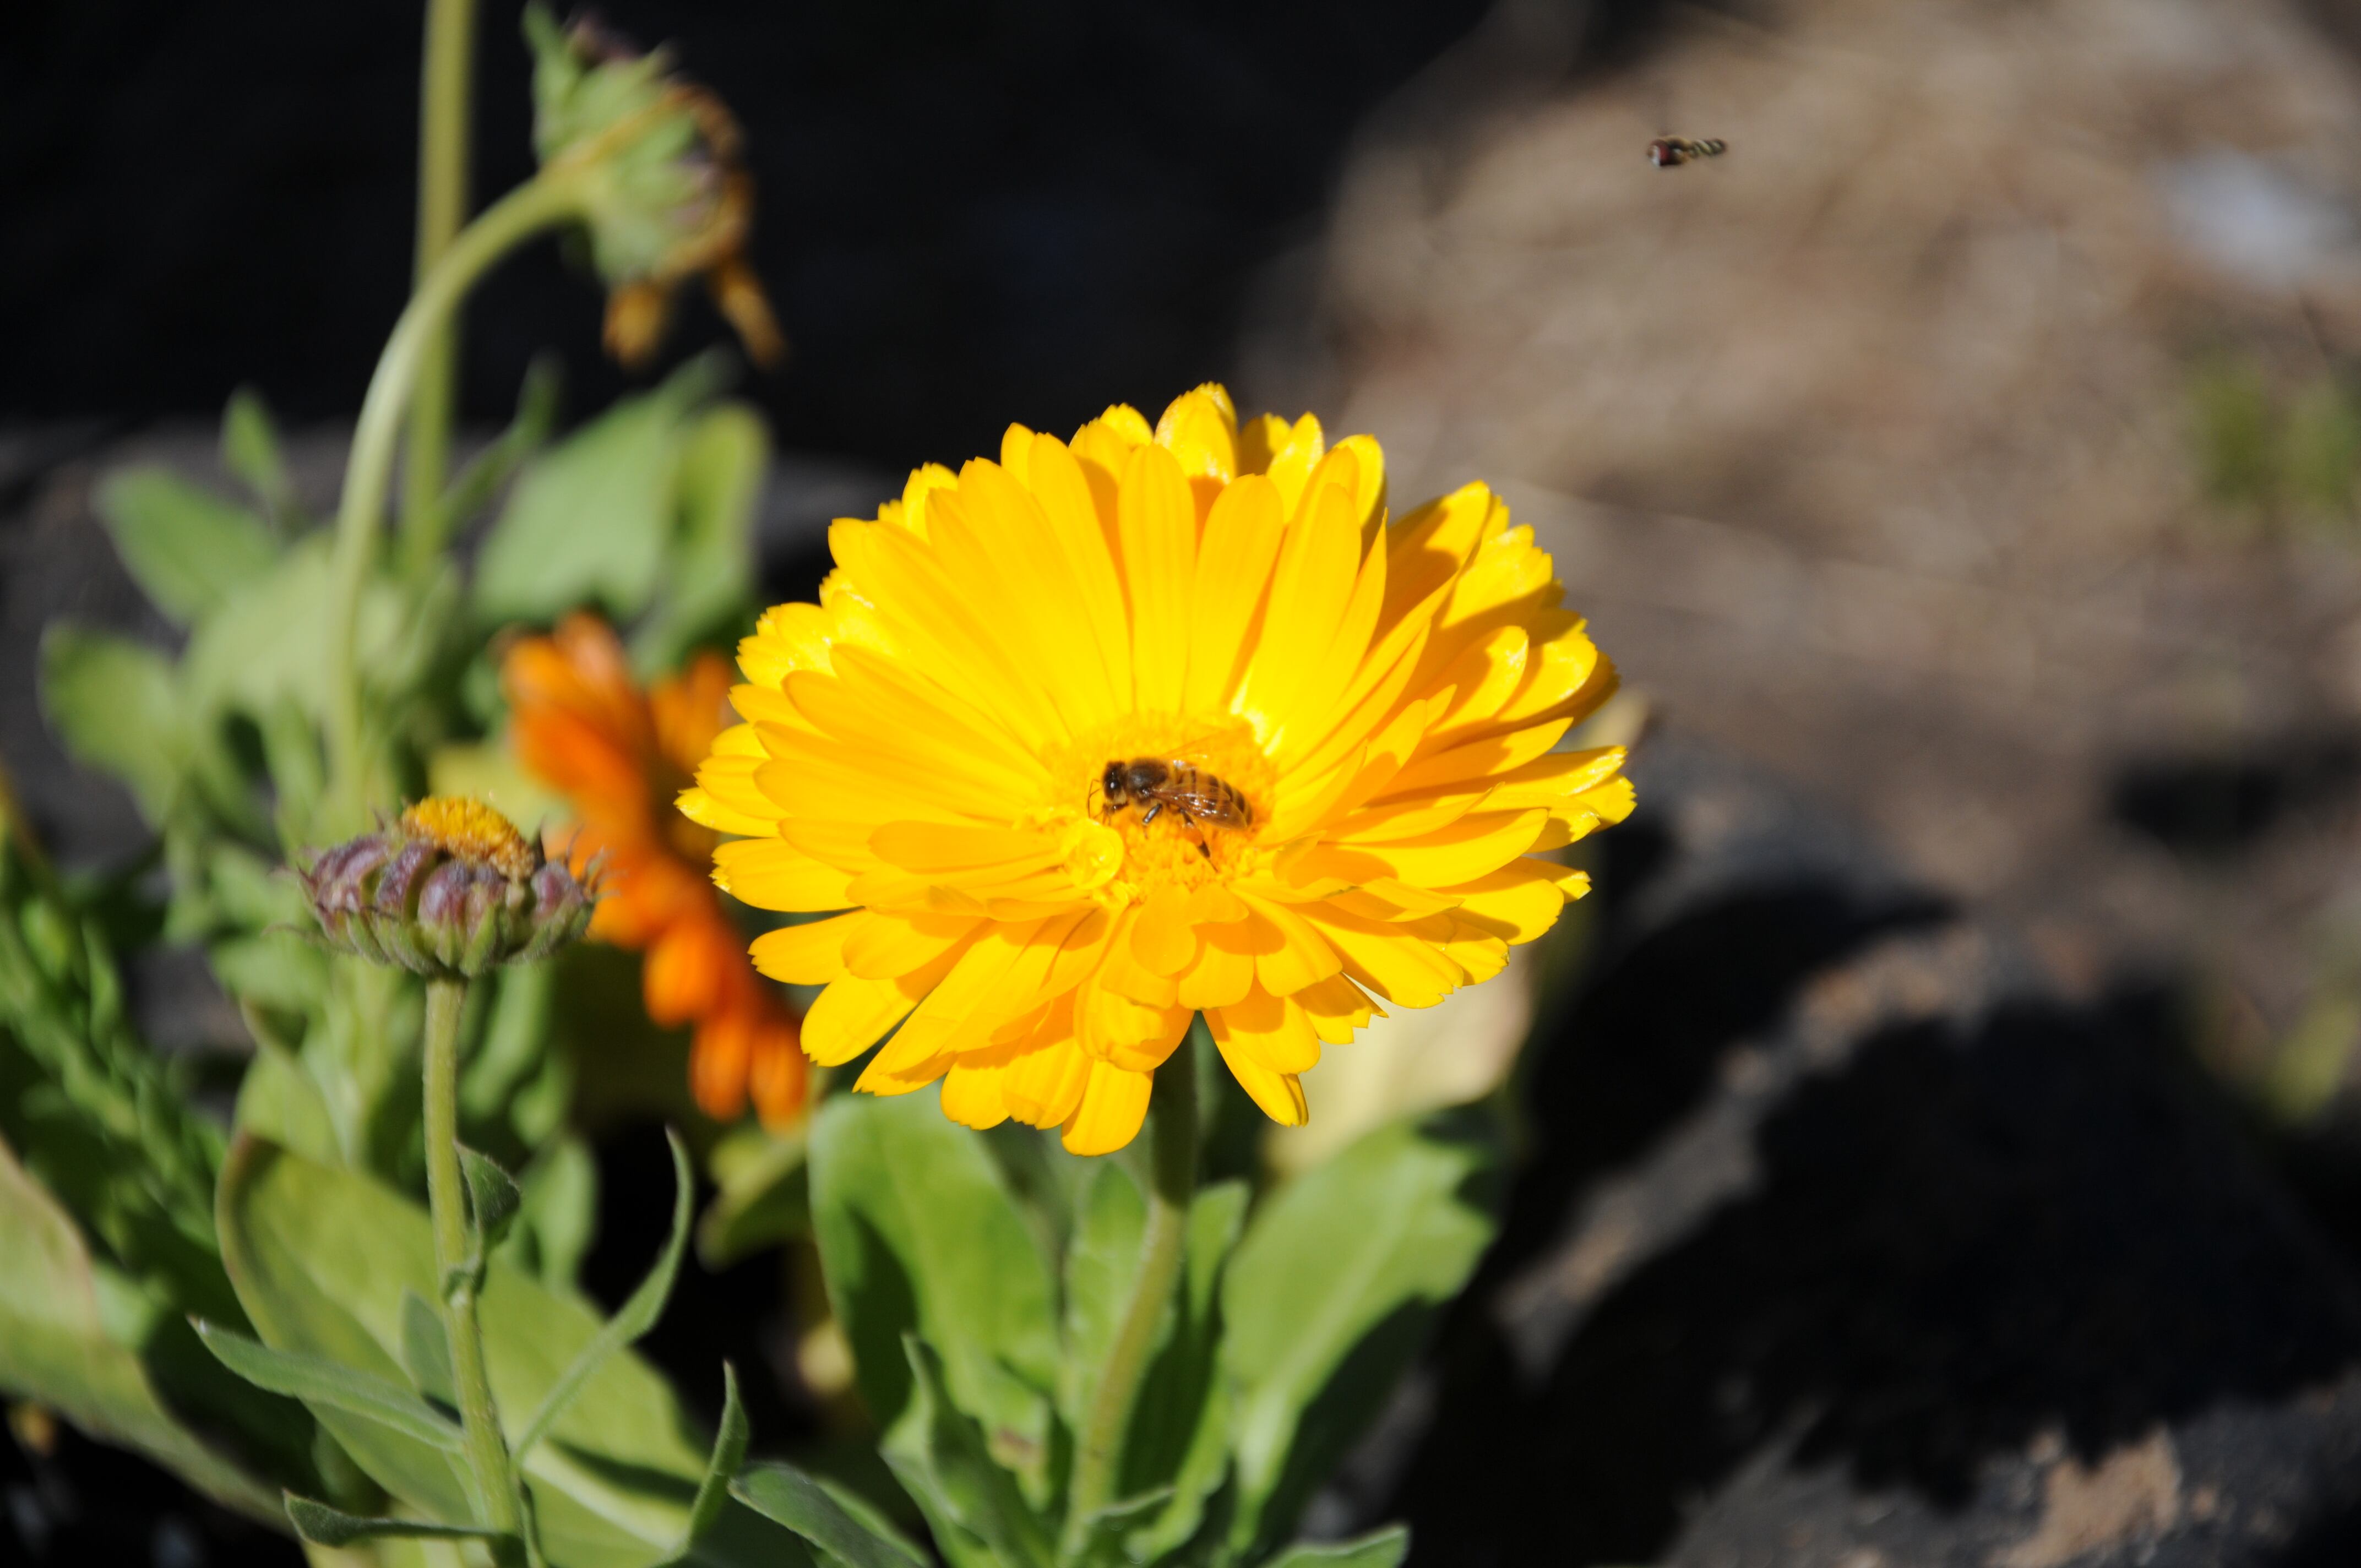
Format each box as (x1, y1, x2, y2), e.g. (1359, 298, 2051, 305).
(1488, 813, 1952, 1273)
(1, 1417, 302, 1566)
(3, 0, 1527, 470)
(581, 1121, 813, 1454)
(2107, 733, 2361, 858)
(1398, 966, 2361, 1563)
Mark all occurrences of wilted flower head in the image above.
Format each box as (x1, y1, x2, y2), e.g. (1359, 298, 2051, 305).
(301, 797, 595, 978)
(525, 3, 782, 368)
(686, 384, 1631, 1155)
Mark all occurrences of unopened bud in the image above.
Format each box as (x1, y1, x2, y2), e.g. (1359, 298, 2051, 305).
(524, 3, 784, 369)
(300, 798, 594, 978)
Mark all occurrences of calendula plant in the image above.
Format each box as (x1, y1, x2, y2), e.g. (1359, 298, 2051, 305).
(686, 385, 1634, 1565)
(7, 3, 1637, 1564)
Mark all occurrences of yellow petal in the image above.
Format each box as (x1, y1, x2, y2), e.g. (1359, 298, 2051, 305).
(1212, 986, 1320, 1074)
(1131, 885, 1199, 977)
(1303, 909, 1463, 1008)
(1351, 808, 1549, 888)
(1061, 1060, 1154, 1155)
(677, 786, 773, 839)
(1002, 1030, 1091, 1128)
(802, 971, 922, 1066)
(1443, 860, 1574, 943)
(712, 839, 854, 912)
(748, 911, 862, 984)
(1234, 892, 1342, 996)
(1154, 384, 1239, 481)
(1177, 935, 1255, 1009)
(1235, 478, 1360, 750)
(939, 1061, 1010, 1129)
(1295, 973, 1380, 1043)
(1206, 1012, 1308, 1126)
(1182, 475, 1286, 714)
(842, 911, 980, 979)
(1117, 442, 1198, 712)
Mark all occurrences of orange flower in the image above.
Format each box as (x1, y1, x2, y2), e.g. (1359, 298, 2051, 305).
(503, 613, 807, 1126)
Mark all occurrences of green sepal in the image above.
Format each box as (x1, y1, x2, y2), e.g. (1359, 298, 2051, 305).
(513, 1125, 690, 1461)
(284, 1493, 496, 1548)
(193, 1319, 464, 1453)
(1258, 1525, 1411, 1567)
(880, 1335, 1054, 1568)
(677, 1361, 752, 1555)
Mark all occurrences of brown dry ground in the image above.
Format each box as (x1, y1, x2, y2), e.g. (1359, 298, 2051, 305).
(1240, 0, 2361, 1092)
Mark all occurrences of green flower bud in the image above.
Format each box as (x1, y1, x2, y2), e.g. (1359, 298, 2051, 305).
(299, 798, 594, 978)
(524, 3, 782, 368)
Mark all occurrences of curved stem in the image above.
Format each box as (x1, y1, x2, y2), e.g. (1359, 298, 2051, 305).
(1060, 1023, 1201, 1561)
(322, 174, 581, 834)
(423, 976, 529, 1567)
(400, 0, 480, 556)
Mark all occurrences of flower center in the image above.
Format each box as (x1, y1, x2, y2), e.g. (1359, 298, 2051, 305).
(1046, 714, 1273, 894)
(401, 796, 537, 880)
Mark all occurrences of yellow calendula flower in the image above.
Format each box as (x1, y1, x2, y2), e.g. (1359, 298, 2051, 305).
(683, 384, 1632, 1154)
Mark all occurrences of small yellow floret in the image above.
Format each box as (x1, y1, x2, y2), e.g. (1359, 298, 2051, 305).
(401, 797, 537, 879)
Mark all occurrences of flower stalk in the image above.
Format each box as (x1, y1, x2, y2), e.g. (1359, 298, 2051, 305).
(400, 0, 479, 547)
(1059, 1019, 1203, 1561)
(322, 172, 585, 832)
(422, 975, 529, 1567)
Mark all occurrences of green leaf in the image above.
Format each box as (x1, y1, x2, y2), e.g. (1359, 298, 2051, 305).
(731, 1462, 931, 1568)
(0, 1133, 280, 1522)
(473, 358, 722, 627)
(678, 1362, 751, 1554)
(1259, 1525, 1411, 1567)
(38, 625, 187, 824)
(460, 1146, 523, 1255)
(1221, 1107, 1505, 1559)
(95, 466, 279, 625)
(181, 533, 407, 725)
(698, 1122, 809, 1269)
(397, 1289, 456, 1407)
(807, 1087, 1057, 1471)
(216, 1134, 809, 1566)
(230, 1018, 341, 1168)
(880, 1336, 1053, 1568)
(192, 1319, 465, 1452)
(633, 400, 766, 673)
(420, 353, 562, 551)
(221, 387, 297, 527)
(514, 1126, 690, 1461)
(284, 1493, 495, 1547)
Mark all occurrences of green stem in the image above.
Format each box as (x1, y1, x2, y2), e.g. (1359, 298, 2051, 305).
(400, 0, 480, 560)
(423, 976, 528, 1567)
(322, 173, 583, 834)
(1060, 1022, 1201, 1561)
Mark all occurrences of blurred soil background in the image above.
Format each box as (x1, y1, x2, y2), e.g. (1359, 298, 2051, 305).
(24, 0, 2361, 1563)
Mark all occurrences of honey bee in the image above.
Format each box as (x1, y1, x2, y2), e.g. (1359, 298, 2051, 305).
(1098, 759, 1254, 858)
(1648, 135, 1727, 168)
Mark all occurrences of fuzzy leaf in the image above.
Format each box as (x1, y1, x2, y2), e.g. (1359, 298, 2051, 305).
(1220, 1107, 1504, 1559)
(215, 1133, 807, 1566)
(881, 1336, 1053, 1568)
(808, 1087, 1057, 1475)
(38, 624, 187, 824)
(1259, 1525, 1411, 1567)
(678, 1362, 751, 1554)
(284, 1494, 494, 1547)
(96, 467, 279, 625)
(633, 400, 766, 673)
(396, 1289, 456, 1407)
(193, 1320, 464, 1452)
(460, 1146, 523, 1255)
(732, 1462, 932, 1568)
(221, 388, 296, 526)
